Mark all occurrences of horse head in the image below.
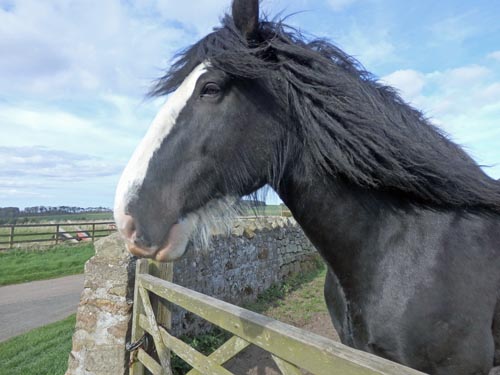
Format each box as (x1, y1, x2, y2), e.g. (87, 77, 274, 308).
(114, 0, 281, 261)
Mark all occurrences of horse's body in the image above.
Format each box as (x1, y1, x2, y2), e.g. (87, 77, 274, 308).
(114, 1, 500, 374)
(281, 173, 500, 374)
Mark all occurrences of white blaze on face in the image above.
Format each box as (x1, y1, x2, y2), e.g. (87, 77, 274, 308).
(114, 63, 207, 234)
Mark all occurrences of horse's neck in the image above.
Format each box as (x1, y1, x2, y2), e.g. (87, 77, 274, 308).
(274, 168, 393, 286)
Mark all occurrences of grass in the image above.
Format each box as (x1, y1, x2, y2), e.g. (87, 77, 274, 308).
(243, 204, 284, 216)
(10, 212, 114, 223)
(0, 243, 94, 286)
(245, 259, 327, 325)
(0, 314, 76, 375)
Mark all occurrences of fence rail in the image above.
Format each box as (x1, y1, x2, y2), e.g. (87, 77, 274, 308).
(129, 259, 426, 375)
(0, 221, 116, 249)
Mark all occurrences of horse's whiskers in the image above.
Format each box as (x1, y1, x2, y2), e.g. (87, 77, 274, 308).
(185, 196, 241, 251)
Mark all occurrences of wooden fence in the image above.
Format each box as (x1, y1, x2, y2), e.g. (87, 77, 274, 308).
(129, 259, 426, 375)
(0, 221, 116, 250)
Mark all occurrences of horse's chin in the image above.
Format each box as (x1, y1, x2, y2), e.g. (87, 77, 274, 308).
(126, 219, 194, 262)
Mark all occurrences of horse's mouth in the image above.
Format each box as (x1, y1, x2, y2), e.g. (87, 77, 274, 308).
(126, 218, 192, 262)
(121, 197, 237, 262)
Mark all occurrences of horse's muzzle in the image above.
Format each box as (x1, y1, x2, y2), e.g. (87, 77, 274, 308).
(116, 214, 188, 262)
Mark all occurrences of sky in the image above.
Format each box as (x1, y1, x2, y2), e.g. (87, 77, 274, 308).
(1, 0, 499, 208)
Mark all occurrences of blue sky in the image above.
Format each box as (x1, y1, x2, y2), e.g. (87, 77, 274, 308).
(1, 0, 499, 208)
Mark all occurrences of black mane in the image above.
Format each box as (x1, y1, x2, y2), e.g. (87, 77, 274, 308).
(151, 16, 500, 213)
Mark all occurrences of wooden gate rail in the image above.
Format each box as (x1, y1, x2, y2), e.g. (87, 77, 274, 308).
(130, 259, 426, 375)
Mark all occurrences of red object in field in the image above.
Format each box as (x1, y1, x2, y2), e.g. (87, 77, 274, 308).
(76, 231, 91, 241)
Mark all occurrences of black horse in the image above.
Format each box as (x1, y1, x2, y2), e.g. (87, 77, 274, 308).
(114, 1, 500, 374)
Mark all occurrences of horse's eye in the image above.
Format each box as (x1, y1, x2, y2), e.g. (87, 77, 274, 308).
(201, 82, 221, 97)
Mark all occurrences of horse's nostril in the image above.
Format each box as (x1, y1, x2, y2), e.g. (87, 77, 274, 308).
(120, 215, 153, 251)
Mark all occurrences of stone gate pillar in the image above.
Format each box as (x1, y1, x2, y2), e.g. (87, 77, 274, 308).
(66, 233, 135, 375)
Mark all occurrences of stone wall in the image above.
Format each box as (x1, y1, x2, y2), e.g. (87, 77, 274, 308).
(66, 216, 319, 375)
(171, 216, 318, 336)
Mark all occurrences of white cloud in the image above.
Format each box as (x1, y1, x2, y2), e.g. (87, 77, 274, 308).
(142, 0, 229, 35)
(0, 146, 122, 180)
(0, 0, 191, 98)
(488, 50, 500, 62)
(381, 64, 500, 179)
(429, 13, 479, 43)
(326, 0, 357, 12)
(0, 0, 216, 207)
(336, 24, 396, 70)
(436, 65, 490, 87)
(0, 146, 123, 207)
(0, 146, 125, 207)
(380, 70, 425, 103)
(0, 96, 160, 158)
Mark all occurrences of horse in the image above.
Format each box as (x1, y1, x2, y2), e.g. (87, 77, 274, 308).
(114, 1, 500, 374)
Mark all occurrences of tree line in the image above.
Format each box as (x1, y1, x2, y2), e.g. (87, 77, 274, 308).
(0, 206, 112, 224)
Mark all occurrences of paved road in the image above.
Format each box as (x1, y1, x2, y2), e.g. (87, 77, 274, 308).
(0, 274, 84, 342)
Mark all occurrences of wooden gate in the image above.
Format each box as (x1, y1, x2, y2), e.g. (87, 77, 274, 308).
(128, 259, 426, 375)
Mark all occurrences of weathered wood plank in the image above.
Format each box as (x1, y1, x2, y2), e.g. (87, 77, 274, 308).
(139, 314, 235, 375)
(139, 274, 426, 375)
(137, 348, 164, 375)
(272, 354, 303, 375)
(130, 259, 149, 375)
(148, 260, 173, 371)
(148, 260, 174, 330)
(186, 336, 251, 375)
(138, 285, 172, 373)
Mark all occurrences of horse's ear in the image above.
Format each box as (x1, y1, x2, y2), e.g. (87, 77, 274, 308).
(232, 0, 259, 40)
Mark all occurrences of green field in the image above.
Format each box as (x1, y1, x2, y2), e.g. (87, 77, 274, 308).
(244, 259, 327, 324)
(10, 212, 114, 223)
(0, 224, 55, 244)
(0, 315, 76, 375)
(0, 243, 95, 286)
(244, 204, 284, 216)
(0, 262, 326, 375)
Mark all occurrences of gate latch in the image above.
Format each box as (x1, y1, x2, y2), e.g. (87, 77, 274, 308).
(126, 333, 149, 352)
(126, 333, 150, 367)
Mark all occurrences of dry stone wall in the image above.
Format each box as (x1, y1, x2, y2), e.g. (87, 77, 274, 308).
(171, 216, 318, 336)
(66, 216, 319, 375)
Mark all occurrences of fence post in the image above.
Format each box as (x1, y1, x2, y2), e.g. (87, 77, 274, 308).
(55, 224, 60, 245)
(130, 259, 173, 375)
(91, 223, 96, 242)
(9, 225, 14, 249)
(130, 259, 149, 375)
